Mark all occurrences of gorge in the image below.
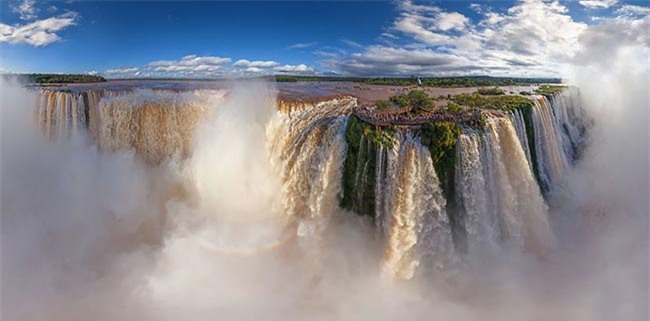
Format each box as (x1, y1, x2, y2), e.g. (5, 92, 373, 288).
(31, 83, 589, 281)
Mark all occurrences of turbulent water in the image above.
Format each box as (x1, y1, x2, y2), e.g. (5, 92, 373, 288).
(267, 97, 354, 245)
(381, 134, 453, 280)
(36, 89, 225, 163)
(31, 86, 586, 279)
(455, 118, 556, 255)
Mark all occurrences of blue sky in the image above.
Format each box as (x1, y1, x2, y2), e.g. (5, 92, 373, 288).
(1, 0, 648, 78)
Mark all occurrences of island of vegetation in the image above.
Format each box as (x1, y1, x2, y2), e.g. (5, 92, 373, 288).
(18, 73, 107, 84)
(340, 86, 567, 218)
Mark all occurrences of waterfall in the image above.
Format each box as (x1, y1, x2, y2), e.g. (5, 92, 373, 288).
(455, 117, 556, 254)
(531, 96, 570, 190)
(511, 108, 533, 171)
(30, 87, 588, 281)
(455, 130, 496, 252)
(548, 88, 588, 163)
(381, 134, 453, 280)
(37, 90, 89, 139)
(267, 98, 355, 241)
(35, 89, 224, 163)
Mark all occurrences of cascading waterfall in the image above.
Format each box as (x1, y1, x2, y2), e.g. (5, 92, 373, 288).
(37, 90, 89, 139)
(531, 96, 571, 190)
(98, 90, 223, 163)
(36, 90, 126, 139)
(267, 98, 355, 242)
(548, 88, 589, 162)
(381, 134, 453, 280)
(455, 130, 495, 252)
(511, 108, 533, 171)
(455, 117, 557, 254)
(35, 89, 225, 163)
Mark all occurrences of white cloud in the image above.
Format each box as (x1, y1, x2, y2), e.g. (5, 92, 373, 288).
(233, 59, 279, 68)
(146, 55, 231, 75)
(336, 0, 588, 77)
(579, 0, 618, 9)
(273, 64, 315, 74)
(106, 67, 139, 74)
(615, 5, 650, 19)
(11, 0, 39, 21)
(0, 12, 78, 47)
(244, 67, 263, 73)
(114, 55, 317, 78)
(288, 42, 318, 49)
(104, 67, 140, 78)
(436, 12, 470, 31)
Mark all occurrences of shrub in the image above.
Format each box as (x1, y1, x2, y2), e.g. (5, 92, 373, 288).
(375, 99, 391, 110)
(445, 101, 461, 113)
(477, 86, 505, 95)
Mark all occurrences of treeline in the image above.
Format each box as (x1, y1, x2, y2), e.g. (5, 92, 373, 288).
(24, 74, 106, 84)
(274, 75, 561, 87)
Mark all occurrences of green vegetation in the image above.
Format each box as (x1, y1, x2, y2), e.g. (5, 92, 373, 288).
(26, 73, 106, 84)
(387, 90, 434, 111)
(375, 99, 391, 111)
(444, 101, 461, 113)
(534, 85, 565, 97)
(519, 91, 532, 96)
(341, 115, 396, 216)
(451, 93, 533, 112)
(477, 87, 505, 95)
(273, 75, 561, 87)
(420, 121, 461, 196)
(389, 92, 410, 108)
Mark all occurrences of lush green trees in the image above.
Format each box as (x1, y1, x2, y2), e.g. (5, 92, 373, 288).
(420, 121, 461, 196)
(477, 87, 505, 95)
(27, 74, 106, 83)
(386, 90, 433, 111)
(375, 99, 391, 111)
(444, 101, 461, 113)
(451, 93, 533, 112)
(535, 85, 565, 97)
(341, 115, 396, 216)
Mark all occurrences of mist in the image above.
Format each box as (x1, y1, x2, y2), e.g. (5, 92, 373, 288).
(1, 22, 648, 321)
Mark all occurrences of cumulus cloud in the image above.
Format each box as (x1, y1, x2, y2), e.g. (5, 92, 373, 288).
(105, 55, 317, 78)
(336, 0, 588, 77)
(104, 67, 140, 78)
(579, 0, 618, 9)
(339, 46, 484, 77)
(233, 59, 279, 68)
(11, 0, 38, 21)
(145, 55, 231, 76)
(0, 12, 78, 47)
(273, 64, 315, 74)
